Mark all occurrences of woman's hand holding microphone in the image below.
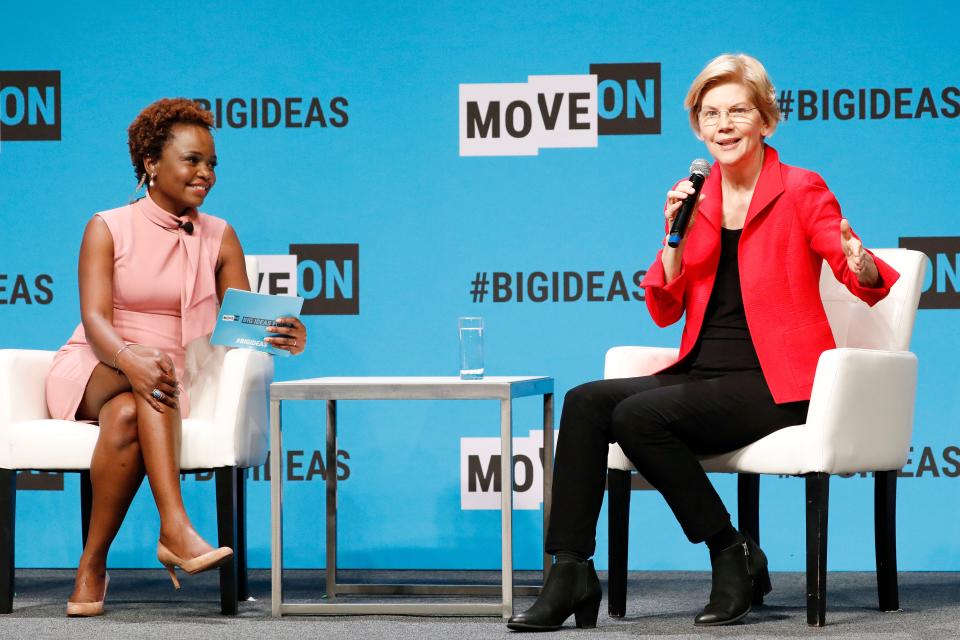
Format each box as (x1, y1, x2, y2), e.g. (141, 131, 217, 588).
(661, 180, 706, 282)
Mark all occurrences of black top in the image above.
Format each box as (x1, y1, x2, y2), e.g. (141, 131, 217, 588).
(687, 227, 762, 376)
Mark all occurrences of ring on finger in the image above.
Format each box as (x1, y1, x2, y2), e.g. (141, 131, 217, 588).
(151, 388, 165, 401)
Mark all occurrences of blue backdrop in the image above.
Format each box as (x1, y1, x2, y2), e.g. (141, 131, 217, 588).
(2, 1, 958, 573)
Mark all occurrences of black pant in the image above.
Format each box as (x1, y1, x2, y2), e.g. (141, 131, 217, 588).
(544, 370, 809, 557)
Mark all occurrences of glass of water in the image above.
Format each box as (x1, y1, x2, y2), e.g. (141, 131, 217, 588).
(458, 316, 484, 380)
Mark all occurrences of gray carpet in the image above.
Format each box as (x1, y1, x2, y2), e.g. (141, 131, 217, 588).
(2, 569, 959, 639)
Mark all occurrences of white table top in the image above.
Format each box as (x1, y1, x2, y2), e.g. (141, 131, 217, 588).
(269, 375, 554, 401)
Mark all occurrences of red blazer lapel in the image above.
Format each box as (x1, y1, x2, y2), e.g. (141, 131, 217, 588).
(744, 145, 785, 229)
(697, 166, 723, 230)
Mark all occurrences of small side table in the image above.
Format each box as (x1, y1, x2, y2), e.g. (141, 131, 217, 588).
(269, 376, 554, 618)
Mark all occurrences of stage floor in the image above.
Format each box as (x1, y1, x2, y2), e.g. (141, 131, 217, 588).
(3, 569, 958, 639)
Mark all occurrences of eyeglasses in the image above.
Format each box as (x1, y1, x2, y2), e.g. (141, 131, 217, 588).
(698, 106, 759, 126)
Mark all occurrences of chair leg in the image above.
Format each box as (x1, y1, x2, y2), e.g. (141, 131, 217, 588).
(215, 466, 239, 615)
(79, 471, 92, 549)
(874, 470, 899, 612)
(737, 473, 763, 605)
(606, 468, 631, 618)
(805, 473, 829, 627)
(236, 468, 248, 601)
(0, 470, 15, 614)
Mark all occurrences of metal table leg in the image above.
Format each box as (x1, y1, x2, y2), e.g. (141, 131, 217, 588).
(542, 392, 554, 582)
(500, 397, 513, 619)
(270, 399, 283, 617)
(326, 400, 338, 600)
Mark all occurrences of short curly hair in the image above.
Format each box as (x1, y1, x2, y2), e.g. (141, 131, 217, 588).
(127, 98, 214, 184)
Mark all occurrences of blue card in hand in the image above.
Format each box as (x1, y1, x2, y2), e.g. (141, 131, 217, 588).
(210, 288, 305, 356)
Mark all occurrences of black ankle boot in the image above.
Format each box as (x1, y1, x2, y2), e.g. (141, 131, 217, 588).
(506, 559, 602, 631)
(693, 534, 772, 626)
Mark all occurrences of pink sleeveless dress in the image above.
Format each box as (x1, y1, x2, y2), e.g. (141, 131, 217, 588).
(45, 194, 227, 420)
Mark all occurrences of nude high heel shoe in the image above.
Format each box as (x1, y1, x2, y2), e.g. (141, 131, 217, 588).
(66, 573, 110, 617)
(156, 542, 233, 590)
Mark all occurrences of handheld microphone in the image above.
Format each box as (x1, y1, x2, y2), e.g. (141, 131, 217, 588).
(667, 159, 711, 248)
(179, 220, 194, 235)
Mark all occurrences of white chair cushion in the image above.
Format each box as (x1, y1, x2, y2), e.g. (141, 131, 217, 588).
(7, 420, 98, 470)
(7, 417, 244, 471)
(608, 424, 811, 476)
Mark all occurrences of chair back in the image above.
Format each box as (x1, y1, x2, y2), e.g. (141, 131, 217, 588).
(819, 249, 925, 351)
(183, 256, 261, 418)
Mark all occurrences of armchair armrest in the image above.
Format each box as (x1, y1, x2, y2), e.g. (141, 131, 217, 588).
(0, 349, 56, 426)
(604, 346, 680, 379)
(213, 348, 274, 468)
(805, 348, 918, 474)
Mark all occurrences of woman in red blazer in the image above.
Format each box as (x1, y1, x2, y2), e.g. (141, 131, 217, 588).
(508, 54, 899, 632)
(644, 144, 898, 404)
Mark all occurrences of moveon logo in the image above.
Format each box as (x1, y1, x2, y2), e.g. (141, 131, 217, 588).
(251, 244, 359, 315)
(0, 71, 60, 141)
(460, 430, 544, 510)
(459, 63, 660, 156)
(899, 236, 960, 309)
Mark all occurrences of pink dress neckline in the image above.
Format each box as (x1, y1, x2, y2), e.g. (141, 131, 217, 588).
(134, 193, 218, 347)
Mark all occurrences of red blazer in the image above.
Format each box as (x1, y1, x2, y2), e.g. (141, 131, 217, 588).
(641, 145, 900, 404)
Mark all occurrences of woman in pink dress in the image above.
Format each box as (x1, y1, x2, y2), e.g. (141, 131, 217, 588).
(45, 98, 307, 616)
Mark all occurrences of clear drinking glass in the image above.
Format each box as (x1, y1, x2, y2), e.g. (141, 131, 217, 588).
(458, 316, 484, 380)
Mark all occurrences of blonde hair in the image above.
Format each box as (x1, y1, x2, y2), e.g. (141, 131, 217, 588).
(684, 53, 780, 138)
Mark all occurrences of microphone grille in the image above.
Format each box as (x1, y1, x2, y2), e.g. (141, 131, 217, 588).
(690, 158, 711, 177)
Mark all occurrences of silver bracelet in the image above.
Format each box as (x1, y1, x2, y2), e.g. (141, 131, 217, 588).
(112, 344, 133, 371)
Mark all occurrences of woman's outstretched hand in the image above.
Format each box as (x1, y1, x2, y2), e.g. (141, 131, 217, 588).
(840, 218, 880, 287)
(266, 316, 307, 355)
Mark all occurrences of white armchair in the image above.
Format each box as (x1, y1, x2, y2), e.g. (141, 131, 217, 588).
(604, 248, 925, 626)
(0, 257, 272, 615)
